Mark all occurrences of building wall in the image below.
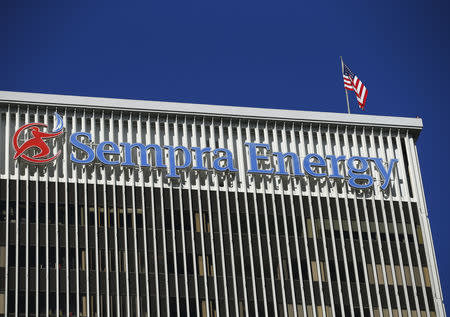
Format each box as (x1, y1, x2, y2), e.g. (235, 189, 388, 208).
(0, 101, 445, 316)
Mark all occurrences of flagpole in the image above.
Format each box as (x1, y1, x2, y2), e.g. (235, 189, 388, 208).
(340, 56, 351, 114)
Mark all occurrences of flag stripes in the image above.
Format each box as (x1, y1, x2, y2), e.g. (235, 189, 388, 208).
(342, 63, 368, 110)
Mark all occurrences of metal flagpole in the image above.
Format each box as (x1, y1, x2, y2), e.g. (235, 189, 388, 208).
(340, 56, 351, 114)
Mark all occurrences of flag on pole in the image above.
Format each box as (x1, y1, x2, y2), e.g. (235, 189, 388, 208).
(342, 63, 368, 110)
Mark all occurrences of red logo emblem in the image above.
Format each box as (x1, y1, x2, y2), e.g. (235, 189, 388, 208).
(13, 112, 64, 163)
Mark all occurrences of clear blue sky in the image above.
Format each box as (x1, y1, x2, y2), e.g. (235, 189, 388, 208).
(2, 0, 449, 304)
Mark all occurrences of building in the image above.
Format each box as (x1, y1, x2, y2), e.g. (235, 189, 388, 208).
(0, 90, 445, 316)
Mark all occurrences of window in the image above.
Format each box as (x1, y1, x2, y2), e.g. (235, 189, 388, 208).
(197, 255, 214, 277)
(417, 225, 423, 244)
(376, 264, 384, 285)
(201, 300, 216, 317)
(0, 292, 4, 314)
(108, 208, 114, 228)
(395, 265, 403, 286)
(414, 266, 422, 287)
(126, 208, 133, 228)
(239, 301, 245, 317)
(69, 248, 76, 269)
(79, 206, 85, 226)
(320, 261, 327, 282)
(81, 295, 87, 316)
(311, 261, 319, 281)
(119, 251, 127, 272)
(118, 208, 124, 228)
(136, 208, 143, 228)
(0, 246, 5, 267)
(386, 265, 394, 285)
(423, 267, 431, 287)
(80, 249, 86, 271)
(58, 205, 65, 224)
(98, 207, 104, 227)
(195, 212, 210, 233)
(404, 266, 412, 286)
(88, 207, 95, 225)
(311, 261, 326, 282)
(306, 219, 313, 238)
(367, 263, 375, 284)
(106, 250, 114, 272)
(0, 201, 6, 221)
(288, 304, 294, 317)
(99, 250, 106, 272)
(138, 252, 146, 273)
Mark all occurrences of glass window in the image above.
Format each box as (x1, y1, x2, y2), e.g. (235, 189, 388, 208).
(395, 266, 403, 286)
(79, 206, 85, 226)
(416, 225, 423, 244)
(376, 264, 384, 285)
(311, 261, 319, 282)
(195, 213, 201, 232)
(109, 250, 115, 272)
(239, 301, 245, 317)
(80, 249, 86, 271)
(206, 255, 214, 277)
(320, 261, 327, 282)
(81, 295, 87, 316)
(367, 263, 375, 284)
(126, 208, 133, 228)
(316, 306, 323, 316)
(88, 207, 95, 225)
(296, 305, 304, 317)
(413, 266, 422, 287)
(0, 246, 5, 267)
(287, 304, 294, 317)
(118, 208, 124, 228)
(138, 252, 145, 273)
(108, 208, 114, 228)
(306, 219, 313, 238)
(98, 207, 104, 227)
(195, 212, 210, 233)
(0, 293, 4, 314)
(404, 266, 412, 286)
(386, 265, 394, 285)
(198, 256, 204, 276)
(136, 208, 143, 228)
(423, 267, 431, 287)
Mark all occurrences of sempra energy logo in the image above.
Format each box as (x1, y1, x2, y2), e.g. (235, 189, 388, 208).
(13, 112, 64, 164)
(12, 114, 398, 190)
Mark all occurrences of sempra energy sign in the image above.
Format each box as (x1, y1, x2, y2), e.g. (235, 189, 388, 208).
(13, 113, 398, 190)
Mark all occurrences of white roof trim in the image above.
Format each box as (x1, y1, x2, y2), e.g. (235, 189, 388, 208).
(0, 90, 423, 131)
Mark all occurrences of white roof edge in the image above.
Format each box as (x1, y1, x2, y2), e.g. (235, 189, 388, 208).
(0, 90, 423, 131)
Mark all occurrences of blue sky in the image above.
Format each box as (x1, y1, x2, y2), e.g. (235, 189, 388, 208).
(2, 0, 449, 305)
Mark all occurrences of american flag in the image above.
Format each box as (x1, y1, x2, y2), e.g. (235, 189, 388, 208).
(343, 63, 368, 110)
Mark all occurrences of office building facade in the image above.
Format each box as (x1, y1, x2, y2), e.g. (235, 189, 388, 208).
(0, 91, 445, 316)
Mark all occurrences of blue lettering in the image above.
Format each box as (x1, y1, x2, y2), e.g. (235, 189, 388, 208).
(304, 153, 327, 177)
(67, 131, 397, 192)
(165, 145, 192, 178)
(213, 148, 238, 172)
(273, 152, 304, 176)
(120, 143, 165, 167)
(347, 156, 373, 188)
(245, 143, 274, 174)
(70, 132, 95, 164)
(97, 141, 120, 165)
(371, 158, 398, 190)
(326, 155, 346, 179)
(192, 147, 212, 171)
